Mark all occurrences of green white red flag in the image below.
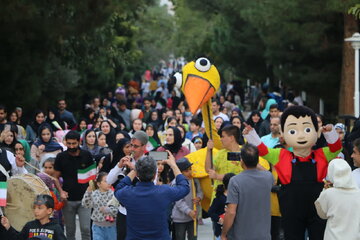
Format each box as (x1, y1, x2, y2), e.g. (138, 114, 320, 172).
(77, 163, 97, 184)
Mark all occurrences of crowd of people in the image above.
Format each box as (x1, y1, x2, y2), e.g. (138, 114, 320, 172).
(0, 65, 359, 240)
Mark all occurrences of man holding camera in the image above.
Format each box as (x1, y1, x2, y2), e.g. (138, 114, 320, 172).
(221, 143, 274, 240)
(106, 130, 149, 240)
(115, 154, 190, 240)
(205, 125, 269, 200)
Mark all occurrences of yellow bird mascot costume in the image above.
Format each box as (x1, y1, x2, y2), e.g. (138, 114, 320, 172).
(173, 57, 222, 211)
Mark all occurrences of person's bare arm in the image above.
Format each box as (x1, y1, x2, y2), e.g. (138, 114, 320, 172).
(205, 139, 214, 172)
(221, 203, 237, 239)
(53, 170, 68, 200)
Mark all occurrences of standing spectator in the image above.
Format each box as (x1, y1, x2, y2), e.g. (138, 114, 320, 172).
(259, 103, 279, 137)
(208, 173, 235, 240)
(172, 158, 203, 240)
(46, 108, 66, 132)
(142, 98, 153, 123)
(157, 127, 190, 160)
(221, 143, 273, 240)
(212, 100, 229, 122)
(31, 124, 63, 170)
(106, 131, 149, 240)
(57, 99, 77, 129)
(128, 118, 144, 137)
(351, 138, 360, 188)
(186, 118, 203, 141)
(230, 116, 245, 145)
(117, 100, 131, 130)
(315, 158, 360, 240)
(53, 131, 94, 240)
(145, 123, 161, 151)
(82, 172, 118, 240)
(114, 154, 190, 240)
(0, 129, 17, 153)
(0, 105, 7, 133)
(260, 117, 281, 148)
(81, 129, 103, 158)
(25, 110, 46, 144)
(177, 125, 196, 153)
(99, 120, 117, 151)
(246, 110, 263, 135)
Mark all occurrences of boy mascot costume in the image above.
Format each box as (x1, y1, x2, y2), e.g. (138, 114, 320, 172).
(243, 105, 342, 240)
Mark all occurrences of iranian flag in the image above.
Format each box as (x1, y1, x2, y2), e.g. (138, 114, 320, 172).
(77, 163, 97, 184)
(0, 182, 7, 206)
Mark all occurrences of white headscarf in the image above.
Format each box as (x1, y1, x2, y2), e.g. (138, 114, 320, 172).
(327, 158, 358, 189)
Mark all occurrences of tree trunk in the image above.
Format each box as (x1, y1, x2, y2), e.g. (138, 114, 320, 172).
(339, 14, 358, 115)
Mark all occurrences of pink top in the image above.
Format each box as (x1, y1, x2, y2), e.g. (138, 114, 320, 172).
(157, 146, 190, 161)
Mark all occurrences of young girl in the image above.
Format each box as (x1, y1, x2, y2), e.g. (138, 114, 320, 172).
(82, 172, 118, 240)
(208, 173, 235, 240)
(37, 158, 65, 227)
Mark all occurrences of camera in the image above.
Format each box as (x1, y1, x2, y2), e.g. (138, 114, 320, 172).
(227, 152, 241, 161)
(149, 151, 169, 161)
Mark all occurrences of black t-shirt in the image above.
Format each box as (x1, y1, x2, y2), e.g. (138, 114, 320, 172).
(54, 149, 95, 201)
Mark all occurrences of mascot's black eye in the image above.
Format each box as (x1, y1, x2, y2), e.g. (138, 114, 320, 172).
(288, 129, 297, 135)
(195, 57, 211, 72)
(304, 127, 311, 133)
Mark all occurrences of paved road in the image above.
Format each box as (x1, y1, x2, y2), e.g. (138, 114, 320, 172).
(74, 217, 214, 239)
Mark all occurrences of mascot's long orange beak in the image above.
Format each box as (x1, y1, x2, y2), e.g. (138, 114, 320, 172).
(184, 74, 215, 114)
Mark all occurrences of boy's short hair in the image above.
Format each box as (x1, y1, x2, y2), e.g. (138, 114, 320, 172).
(219, 125, 240, 144)
(269, 104, 279, 110)
(34, 194, 54, 209)
(190, 118, 201, 127)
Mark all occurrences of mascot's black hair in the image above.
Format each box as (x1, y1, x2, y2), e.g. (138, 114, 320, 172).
(280, 106, 318, 132)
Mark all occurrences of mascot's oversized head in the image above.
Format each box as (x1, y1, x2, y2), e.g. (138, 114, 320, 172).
(280, 105, 319, 150)
(174, 57, 220, 114)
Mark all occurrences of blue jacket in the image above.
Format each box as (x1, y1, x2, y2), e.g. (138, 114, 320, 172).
(115, 174, 190, 240)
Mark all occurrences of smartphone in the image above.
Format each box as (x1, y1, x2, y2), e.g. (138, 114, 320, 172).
(149, 151, 169, 161)
(227, 152, 241, 161)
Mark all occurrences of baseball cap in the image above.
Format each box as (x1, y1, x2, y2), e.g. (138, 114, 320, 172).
(132, 131, 149, 145)
(176, 158, 193, 171)
(34, 194, 54, 209)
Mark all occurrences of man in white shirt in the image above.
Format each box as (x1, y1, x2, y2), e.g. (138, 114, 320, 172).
(212, 99, 229, 122)
(351, 138, 360, 188)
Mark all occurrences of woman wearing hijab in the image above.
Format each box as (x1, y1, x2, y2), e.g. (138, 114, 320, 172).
(177, 124, 196, 153)
(145, 123, 161, 151)
(99, 120, 117, 151)
(46, 107, 65, 132)
(0, 129, 17, 153)
(246, 110, 263, 134)
(157, 126, 190, 160)
(128, 118, 144, 137)
(146, 110, 161, 129)
(26, 109, 46, 144)
(30, 123, 63, 170)
(81, 129, 102, 157)
(100, 138, 131, 173)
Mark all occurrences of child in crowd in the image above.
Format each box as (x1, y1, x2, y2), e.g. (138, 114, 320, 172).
(171, 158, 203, 240)
(192, 137, 203, 151)
(186, 118, 203, 140)
(1, 194, 67, 240)
(37, 158, 65, 227)
(82, 172, 118, 240)
(208, 173, 235, 240)
(315, 158, 360, 240)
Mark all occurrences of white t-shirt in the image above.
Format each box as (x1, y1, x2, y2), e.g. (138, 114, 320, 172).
(352, 168, 360, 189)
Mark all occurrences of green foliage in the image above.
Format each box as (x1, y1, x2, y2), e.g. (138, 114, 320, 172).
(348, 4, 360, 19)
(0, 0, 173, 114)
(172, 0, 359, 113)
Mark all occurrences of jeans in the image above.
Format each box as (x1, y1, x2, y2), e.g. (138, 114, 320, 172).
(92, 224, 117, 240)
(174, 221, 197, 240)
(63, 201, 91, 240)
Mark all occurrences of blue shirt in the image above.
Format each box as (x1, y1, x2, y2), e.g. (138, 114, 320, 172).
(115, 174, 190, 240)
(260, 134, 279, 148)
